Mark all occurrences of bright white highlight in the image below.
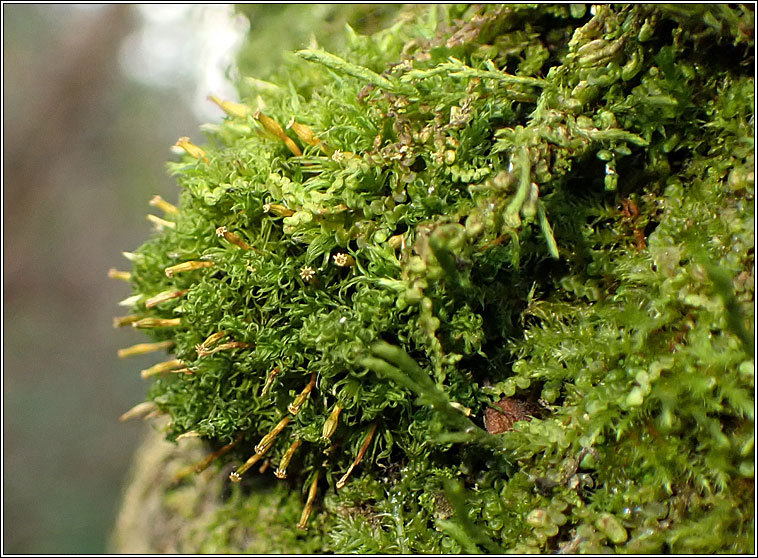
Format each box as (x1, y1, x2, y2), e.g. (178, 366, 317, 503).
(118, 5, 249, 121)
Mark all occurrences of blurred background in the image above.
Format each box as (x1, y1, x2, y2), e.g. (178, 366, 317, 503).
(3, 4, 246, 553)
(2, 4, 404, 553)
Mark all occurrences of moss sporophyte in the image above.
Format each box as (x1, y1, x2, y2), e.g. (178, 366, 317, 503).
(112, 5, 754, 553)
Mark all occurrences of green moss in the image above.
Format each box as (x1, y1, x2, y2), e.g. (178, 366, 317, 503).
(114, 4, 754, 553)
(189, 480, 325, 554)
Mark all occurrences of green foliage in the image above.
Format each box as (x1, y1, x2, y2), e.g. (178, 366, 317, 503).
(193, 479, 326, 554)
(115, 4, 754, 553)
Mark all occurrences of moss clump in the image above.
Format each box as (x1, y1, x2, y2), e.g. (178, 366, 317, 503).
(113, 4, 754, 553)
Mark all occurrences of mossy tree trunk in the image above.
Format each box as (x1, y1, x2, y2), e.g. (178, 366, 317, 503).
(112, 4, 754, 554)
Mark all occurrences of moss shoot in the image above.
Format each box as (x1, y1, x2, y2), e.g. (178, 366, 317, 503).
(113, 4, 754, 553)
